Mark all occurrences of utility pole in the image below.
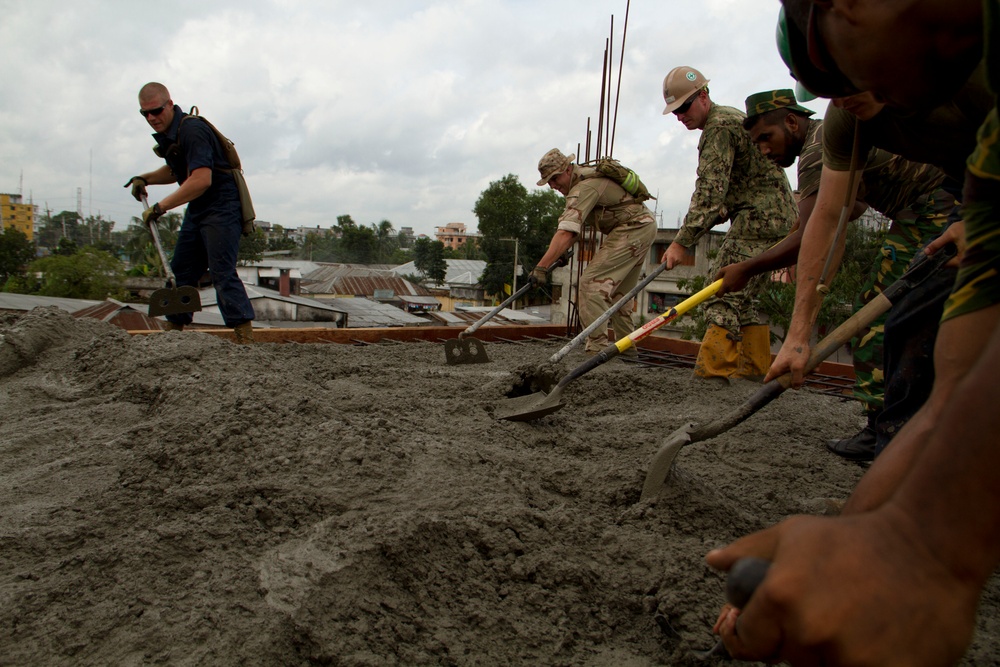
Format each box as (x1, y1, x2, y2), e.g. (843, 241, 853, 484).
(499, 237, 519, 310)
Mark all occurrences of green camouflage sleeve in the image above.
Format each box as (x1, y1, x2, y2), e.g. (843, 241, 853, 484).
(674, 126, 735, 247)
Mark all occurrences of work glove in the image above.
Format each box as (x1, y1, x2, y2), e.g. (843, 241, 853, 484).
(124, 176, 147, 202)
(142, 202, 164, 225)
(530, 266, 548, 286)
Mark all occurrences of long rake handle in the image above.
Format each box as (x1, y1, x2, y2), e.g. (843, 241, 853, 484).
(460, 280, 535, 338)
(554, 279, 723, 390)
(549, 261, 670, 364)
(141, 195, 178, 287)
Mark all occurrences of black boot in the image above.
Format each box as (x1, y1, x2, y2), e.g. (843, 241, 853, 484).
(826, 424, 877, 461)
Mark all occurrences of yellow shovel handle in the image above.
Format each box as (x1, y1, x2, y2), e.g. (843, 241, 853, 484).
(614, 279, 723, 353)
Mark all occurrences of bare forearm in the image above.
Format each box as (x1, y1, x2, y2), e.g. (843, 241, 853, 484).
(156, 167, 212, 212)
(889, 312, 1000, 587)
(537, 230, 576, 269)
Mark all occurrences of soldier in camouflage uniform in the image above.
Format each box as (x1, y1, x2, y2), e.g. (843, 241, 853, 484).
(533, 148, 657, 352)
(661, 67, 798, 380)
(718, 89, 955, 461)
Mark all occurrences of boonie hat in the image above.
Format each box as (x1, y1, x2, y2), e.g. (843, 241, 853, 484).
(744, 89, 816, 120)
(536, 148, 574, 186)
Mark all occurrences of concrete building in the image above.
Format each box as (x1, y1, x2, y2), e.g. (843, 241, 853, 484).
(1, 193, 36, 240)
(434, 222, 480, 251)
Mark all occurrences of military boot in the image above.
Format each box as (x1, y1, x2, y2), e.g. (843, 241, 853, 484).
(826, 412, 880, 462)
(162, 321, 184, 332)
(233, 321, 255, 345)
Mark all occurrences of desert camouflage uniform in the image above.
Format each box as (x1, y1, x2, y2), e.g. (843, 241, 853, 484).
(556, 166, 657, 349)
(674, 104, 798, 331)
(798, 115, 953, 413)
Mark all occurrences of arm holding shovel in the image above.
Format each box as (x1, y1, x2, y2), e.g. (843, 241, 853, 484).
(766, 166, 862, 388)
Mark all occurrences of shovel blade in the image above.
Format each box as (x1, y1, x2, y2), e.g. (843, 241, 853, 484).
(496, 388, 566, 422)
(639, 423, 696, 502)
(444, 336, 489, 365)
(148, 285, 202, 316)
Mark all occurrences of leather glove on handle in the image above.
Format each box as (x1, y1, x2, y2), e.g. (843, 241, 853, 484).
(142, 202, 164, 225)
(530, 266, 548, 286)
(124, 176, 147, 202)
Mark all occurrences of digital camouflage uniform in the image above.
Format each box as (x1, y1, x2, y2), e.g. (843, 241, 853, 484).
(555, 165, 657, 350)
(674, 104, 798, 378)
(944, 1, 1000, 324)
(797, 111, 954, 414)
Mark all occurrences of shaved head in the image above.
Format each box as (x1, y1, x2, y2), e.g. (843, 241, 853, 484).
(139, 82, 171, 105)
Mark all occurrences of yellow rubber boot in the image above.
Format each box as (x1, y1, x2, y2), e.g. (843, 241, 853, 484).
(737, 324, 772, 381)
(693, 324, 740, 379)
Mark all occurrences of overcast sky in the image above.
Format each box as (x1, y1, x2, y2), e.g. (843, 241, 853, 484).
(0, 0, 828, 241)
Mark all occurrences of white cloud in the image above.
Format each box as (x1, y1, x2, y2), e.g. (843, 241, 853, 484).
(0, 0, 821, 243)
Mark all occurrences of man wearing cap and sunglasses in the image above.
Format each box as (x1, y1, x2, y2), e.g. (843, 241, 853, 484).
(705, 2, 1000, 664)
(660, 66, 798, 381)
(717, 88, 956, 463)
(125, 82, 255, 343)
(533, 148, 657, 353)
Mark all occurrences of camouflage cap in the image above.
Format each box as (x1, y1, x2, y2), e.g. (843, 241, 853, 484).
(536, 148, 574, 186)
(744, 89, 816, 120)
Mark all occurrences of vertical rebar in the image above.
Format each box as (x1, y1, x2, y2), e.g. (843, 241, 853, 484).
(611, 0, 630, 157)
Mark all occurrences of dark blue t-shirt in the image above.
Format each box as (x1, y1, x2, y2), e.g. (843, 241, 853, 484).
(153, 106, 241, 222)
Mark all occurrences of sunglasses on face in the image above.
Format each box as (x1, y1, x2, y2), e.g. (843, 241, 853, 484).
(139, 104, 168, 118)
(673, 96, 696, 116)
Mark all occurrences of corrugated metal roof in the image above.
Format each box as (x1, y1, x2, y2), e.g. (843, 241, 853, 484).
(0, 292, 101, 313)
(303, 263, 398, 283)
(303, 276, 433, 298)
(313, 297, 429, 328)
(391, 259, 488, 286)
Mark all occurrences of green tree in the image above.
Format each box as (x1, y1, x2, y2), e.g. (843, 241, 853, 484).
(14, 246, 126, 300)
(413, 237, 447, 284)
(473, 174, 562, 297)
(0, 228, 36, 285)
(237, 228, 267, 265)
(122, 212, 183, 276)
(372, 219, 398, 264)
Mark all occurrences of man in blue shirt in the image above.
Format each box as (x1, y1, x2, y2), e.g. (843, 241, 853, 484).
(125, 82, 255, 343)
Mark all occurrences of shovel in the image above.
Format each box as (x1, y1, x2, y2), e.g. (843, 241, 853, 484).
(497, 278, 722, 422)
(639, 244, 956, 502)
(552, 260, 670, 366)
(444, 254, 568, 365)
(141, 196, 202, 317)
(444, 280, 535, 365)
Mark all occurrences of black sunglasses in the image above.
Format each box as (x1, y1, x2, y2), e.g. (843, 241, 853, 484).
(139, 104, 168, 118)
(673, 96, 696, 116)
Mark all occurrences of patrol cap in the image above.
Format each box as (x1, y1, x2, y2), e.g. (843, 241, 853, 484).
(744, 89, 816, 121)
(536, 148, 574, 186)
(662, 66, 709, 115)
(776, 3, 860, 99)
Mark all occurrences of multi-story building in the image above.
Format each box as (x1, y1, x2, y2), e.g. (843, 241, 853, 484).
(434, 222, 480, 251)
(1, 193, 35, 240)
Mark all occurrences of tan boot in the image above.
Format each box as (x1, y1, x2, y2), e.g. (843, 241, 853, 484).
(233, 321, 255, 345)
(163, 321, 184, 332)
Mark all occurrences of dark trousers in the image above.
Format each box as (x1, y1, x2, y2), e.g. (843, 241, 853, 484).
(875, 263, 957, 456)
(167, 212, 255, 328)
